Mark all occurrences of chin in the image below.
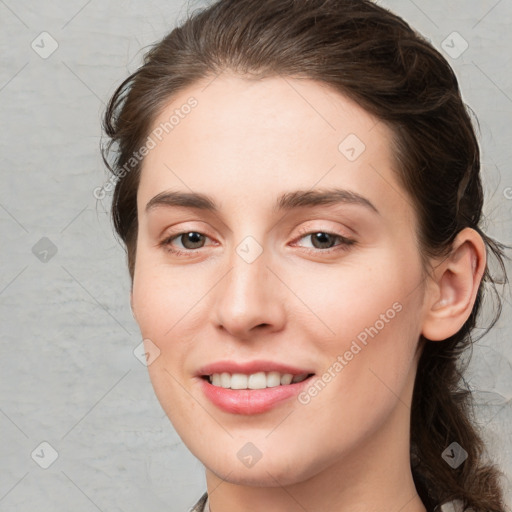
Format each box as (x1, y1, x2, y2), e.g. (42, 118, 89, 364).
(210, 466, 305, 487)
(202, 450, 324, 488)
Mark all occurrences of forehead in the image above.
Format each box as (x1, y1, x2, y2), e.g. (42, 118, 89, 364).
(137, 73, 410, 224)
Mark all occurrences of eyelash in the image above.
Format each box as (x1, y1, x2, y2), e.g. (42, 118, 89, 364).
(159, 228, 355, 257)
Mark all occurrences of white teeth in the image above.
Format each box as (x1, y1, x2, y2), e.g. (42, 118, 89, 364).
(248, 372, 266, 389)
(208, 371, 310, 389)
(220, 372, 231, 388)
(266, 371, 281, 387)
(280, 373, 293, 385)
(230, 373, 248, 389)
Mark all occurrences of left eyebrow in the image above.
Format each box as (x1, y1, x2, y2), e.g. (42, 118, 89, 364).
(145, 190, 217, 213)
(144, 187, 379, 215)
(274, 188, 379, 215)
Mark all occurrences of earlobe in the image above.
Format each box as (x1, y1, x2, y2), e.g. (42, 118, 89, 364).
(421, 228, 486, 341)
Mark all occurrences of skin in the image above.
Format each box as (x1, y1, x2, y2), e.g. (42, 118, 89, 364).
(130, 73, 486, 512)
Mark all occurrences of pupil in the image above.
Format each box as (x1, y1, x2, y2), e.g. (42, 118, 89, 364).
(312, 232, 334, 249)
(184, 232, 204, 248)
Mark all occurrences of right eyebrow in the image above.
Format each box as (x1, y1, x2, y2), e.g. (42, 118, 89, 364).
(145, 191, 217, 213)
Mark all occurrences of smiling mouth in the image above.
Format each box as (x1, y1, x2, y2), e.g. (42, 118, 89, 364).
(201, 371, 315, 390)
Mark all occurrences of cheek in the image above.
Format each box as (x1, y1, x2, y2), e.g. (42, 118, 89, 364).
(297, 249, 422, 345)
(287, 266, 423, 466)
(131, 264, 207, 429)
(131, 260, 210, 341)
(293, 248, 424, 405)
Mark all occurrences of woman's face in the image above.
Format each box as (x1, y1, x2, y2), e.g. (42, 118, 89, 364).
(131, 74, 429, 486)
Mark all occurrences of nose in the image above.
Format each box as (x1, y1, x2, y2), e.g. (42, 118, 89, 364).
(212, 249, 287, 341)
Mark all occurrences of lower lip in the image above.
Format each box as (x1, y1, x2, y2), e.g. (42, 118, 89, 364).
(199, 376, 314, 415)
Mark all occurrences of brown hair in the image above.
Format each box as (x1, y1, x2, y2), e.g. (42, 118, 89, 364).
(102, 0, 509, 510)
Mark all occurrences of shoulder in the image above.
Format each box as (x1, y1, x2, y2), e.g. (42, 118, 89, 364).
(189, 493, 467, 512)
(189, 491, 208, 512)
(434, 499, 467, 512)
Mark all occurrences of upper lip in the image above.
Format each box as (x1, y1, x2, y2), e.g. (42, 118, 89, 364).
(197, 360, 315, 377)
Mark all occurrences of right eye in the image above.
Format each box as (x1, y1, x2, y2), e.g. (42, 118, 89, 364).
(159, 231, 212, 256)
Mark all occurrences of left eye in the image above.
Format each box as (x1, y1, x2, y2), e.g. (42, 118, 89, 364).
(299, 232, 337, 249)
(295, 231, 353, 251)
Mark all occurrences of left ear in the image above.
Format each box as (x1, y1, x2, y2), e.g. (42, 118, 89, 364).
(421, 227, 486, 341)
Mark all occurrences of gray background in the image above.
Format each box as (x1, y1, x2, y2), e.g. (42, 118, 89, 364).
(1, 0, 511, 511)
